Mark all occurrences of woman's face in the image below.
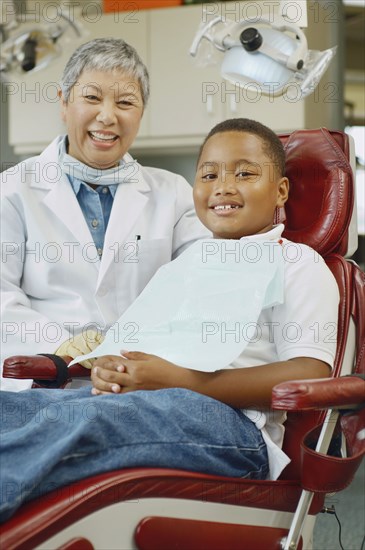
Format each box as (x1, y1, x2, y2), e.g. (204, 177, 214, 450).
(60, 69, 144, 169)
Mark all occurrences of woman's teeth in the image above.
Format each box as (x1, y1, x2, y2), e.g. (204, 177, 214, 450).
(89, 132, 117, 142)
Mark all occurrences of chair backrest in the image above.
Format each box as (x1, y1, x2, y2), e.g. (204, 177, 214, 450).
(275, 128, 362, 480)
(277, 128, 356, 257)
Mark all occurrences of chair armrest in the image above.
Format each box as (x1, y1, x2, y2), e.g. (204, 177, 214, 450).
(2, 355, 90, 380)
(272, 376, 365, 411)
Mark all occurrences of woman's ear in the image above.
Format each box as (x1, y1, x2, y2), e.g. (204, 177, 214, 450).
(276, 177, 289, 207)
(59, 89, 67, 122)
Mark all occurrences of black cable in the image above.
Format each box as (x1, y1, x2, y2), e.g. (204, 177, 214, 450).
(332, 508, 345, 550)
(360, 534, 365, 550)
(321, 506, 345, 550)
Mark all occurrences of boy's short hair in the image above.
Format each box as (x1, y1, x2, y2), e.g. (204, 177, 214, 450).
(198, 118, 286, 177)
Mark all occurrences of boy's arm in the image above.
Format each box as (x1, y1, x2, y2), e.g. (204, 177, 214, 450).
(91, 352, 330, 409)
(91, 245, 338, 407)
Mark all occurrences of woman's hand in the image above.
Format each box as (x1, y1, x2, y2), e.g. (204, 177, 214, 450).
(91, 351, 185, 395)
(55, 330, 104, 369)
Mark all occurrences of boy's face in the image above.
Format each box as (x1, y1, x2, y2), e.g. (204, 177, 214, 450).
(193, 131, 289, 239)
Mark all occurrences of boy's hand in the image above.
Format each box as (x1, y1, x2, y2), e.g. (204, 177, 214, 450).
(91, 355, 125, 394)
(91, 351, 184, 395)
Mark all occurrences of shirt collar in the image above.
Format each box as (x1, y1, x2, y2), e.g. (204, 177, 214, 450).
(239, 224, 285, 242)
(60, 137, 118, 198)
(68, 176, 118, 198)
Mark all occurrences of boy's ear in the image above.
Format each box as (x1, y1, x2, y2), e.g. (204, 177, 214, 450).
(276, 177, 289, 207)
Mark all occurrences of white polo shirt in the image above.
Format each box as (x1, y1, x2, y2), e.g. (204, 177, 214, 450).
(230, 225, 339, 479)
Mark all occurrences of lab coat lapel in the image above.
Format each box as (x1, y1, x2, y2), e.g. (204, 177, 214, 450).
(96, 181, 149, 286)
(41, 175, 99, 269)
(31, 138, 98, 256)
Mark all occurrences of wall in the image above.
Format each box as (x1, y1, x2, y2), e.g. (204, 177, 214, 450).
(134, 152, 198, 186)
(0, 0, 350, 171)
(0, 82, 20, 169)
(304, 0, 345, 130)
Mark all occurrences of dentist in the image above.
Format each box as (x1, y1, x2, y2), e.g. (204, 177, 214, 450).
(0, 38, 208, 391)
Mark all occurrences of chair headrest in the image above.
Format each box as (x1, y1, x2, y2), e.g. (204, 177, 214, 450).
(277, 128, 356, 257)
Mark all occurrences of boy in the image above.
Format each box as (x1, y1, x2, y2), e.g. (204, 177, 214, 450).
(0, 119, 339, 522)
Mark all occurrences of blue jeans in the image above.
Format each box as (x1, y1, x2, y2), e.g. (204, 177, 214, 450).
(0, 387, 268, 522)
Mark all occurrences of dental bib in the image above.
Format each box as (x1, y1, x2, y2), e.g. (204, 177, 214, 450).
(72, 237, 285, 371)
(58, 137, 137, 187)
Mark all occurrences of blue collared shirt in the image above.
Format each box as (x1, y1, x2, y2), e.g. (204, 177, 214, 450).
(68, 176, 118, 258)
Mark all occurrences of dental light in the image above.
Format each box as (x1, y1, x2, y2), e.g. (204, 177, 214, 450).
(0, 2, 82, 77)
(190, 14, 336, 98)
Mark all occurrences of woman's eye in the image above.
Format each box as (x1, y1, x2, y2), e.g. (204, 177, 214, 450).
(84, 95, 100, 101)
(202, 173, 217, 181)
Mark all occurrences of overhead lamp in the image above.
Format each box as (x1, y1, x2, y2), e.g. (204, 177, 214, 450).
(190, 15, 336, 98)
(0, 4, 82, 77)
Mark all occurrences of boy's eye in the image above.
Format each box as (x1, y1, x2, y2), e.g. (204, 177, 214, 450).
(236, 171, 254, 178)
(236, 170, 257, 179)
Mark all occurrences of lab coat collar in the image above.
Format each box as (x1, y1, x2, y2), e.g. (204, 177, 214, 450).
(30, 136, 151, 194)
(35, 136, 152, 281)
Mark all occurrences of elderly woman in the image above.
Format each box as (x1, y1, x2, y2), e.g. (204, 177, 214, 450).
(0, 38, 208, 391)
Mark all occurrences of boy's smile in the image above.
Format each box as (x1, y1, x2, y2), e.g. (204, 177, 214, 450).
(209, 202, 242, 215)
(193, 131, 289, 239)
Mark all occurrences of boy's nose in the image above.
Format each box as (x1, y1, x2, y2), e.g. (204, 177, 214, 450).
(213, 174, 237, 195)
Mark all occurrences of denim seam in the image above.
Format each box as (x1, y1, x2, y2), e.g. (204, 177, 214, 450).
(60, 440, 267, 462)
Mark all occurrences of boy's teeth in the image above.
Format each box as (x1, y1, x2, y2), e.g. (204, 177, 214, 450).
(90, 132, 117, 141)
(214, 205, 239, 210)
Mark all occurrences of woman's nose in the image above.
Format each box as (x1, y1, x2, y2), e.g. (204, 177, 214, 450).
(96, 103, 117, 125)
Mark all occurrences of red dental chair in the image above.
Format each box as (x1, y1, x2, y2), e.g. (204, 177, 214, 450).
(2, 128, 364, 550)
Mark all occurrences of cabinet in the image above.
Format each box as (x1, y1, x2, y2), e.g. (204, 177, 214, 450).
(146, 2, 304, 148)
(7, 1, 308, 155)
(8, 10, 148, 155)
(149, 5, 226, 141)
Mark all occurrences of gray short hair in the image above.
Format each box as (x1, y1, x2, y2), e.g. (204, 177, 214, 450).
(60, 38, 150, 106)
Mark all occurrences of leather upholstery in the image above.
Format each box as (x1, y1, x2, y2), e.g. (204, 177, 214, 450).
(300, 408, 365, 493)
(279, 128, 354, 257)
(1, 128, 364, 550)
(0, 469, 321, 550)
(135, 517, 303, 550)
(272, 376, 365, 411)
(2, 354, 86, 386)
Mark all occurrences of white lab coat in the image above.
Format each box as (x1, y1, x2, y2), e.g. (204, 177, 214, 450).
(1, 136, 209, 391)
